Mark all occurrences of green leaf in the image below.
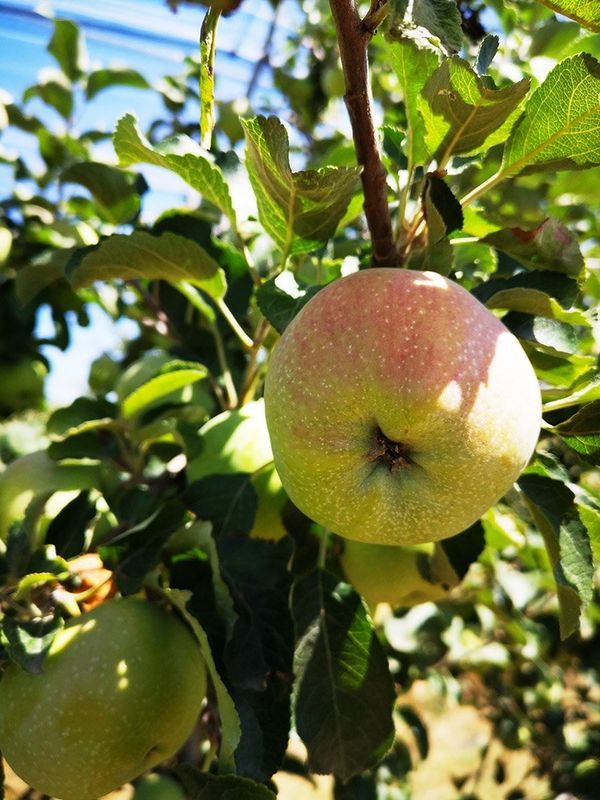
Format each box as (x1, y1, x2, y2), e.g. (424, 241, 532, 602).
(503, 312, 578, 355)
(292, 569, 395, 781)
(502, 54, 600, 176)
(121, 361, 208, 419)
(487, 288, 588, 325)
(166, 587, 241, 773)
(47, 19, 87, 81)
(472, 271, 588, 325)
(423, 173, 463, 238)
(0, 226, 12, 267)
(543, 372, 600, 411)
(217, 537, 294, 781)
(16, 249, 73, 305)
(2, 615, 64, 674)
(388, 39, 440, 168)
(184, 474, 258, 535)
(453, 241, 498, 277)
(519, 473, 594, 638)
(553, 401, 600, 461)
(256, 277, 324, 334)
(45, 491, 96, 559)
(60, 162, 141, 224)
(533, 0, 600, 32)
(481, 218, 584, 277)
(14, 571, 67, 602)
(176, 767, 276, 799)
(388, 0, 464, 53)
(200, 7, 220, 149)
(476, 34, 500, 75)
(114, 114, 236, 226)
(409, 174, 462, 275)
(70, 231, 227, 301)
(418, 56, 530, 165)
(439, 521, 486, 580)
(577, 502, 600, 567)
(101, 502, 188, 596)
(242, 116, 360, 255)
(47, 397, 117, 440)
(86, 67, 150, 99)
(23, 72, 73, 120)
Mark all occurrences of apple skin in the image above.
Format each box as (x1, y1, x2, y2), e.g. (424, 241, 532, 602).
(341, 539, 459, 609)
(264, 269, 541, 546)
(187, 399, 287, 541)
(134, 773, 186, 800)
(0, 450, 101, 541)
(0, 598, 207, 800)
(0, 359, 46, 413)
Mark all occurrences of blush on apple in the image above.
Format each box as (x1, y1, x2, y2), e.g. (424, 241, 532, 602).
(264, 268, 541, 546)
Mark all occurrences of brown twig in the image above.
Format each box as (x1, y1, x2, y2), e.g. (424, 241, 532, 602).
(328, 0, 398, 267)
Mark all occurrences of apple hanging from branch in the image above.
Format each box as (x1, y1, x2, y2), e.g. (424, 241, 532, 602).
(264, 269, 541, 546)
(0, 598, 207, 800)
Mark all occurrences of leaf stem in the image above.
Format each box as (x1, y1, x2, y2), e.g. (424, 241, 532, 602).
(215, 297, 254, 350)
(238, 318, 271, 407)
(396, 164, 414, 239)
(211, 321, 238, 409)
(177, 282, 238, 408)
(318, 529, 330, 570)
(460, 169, 505, 207)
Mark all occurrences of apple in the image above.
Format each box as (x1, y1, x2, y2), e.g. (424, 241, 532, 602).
(0, 450, 101, 540)
(341, 539, 460, 608)
(187, 399, 287, 541)
(134, 773, 186, 800)
(0, 597, 207, 800)
(0, 359, 46, 413)
(264, 269, 541, 546)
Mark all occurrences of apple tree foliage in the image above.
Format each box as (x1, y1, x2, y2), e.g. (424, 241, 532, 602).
(0, 0, 600, 797)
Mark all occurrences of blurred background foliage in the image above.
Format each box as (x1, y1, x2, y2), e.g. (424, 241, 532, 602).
(0, 1, 599, 799)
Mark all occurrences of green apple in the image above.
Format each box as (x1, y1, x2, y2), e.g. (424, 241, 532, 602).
(341, 539, 460, 608)
(0, 597, 207, 800)
(134, 773, 186, 800)
(188, 399, 287, 541)
(0, 359, 46, 413)
(264, 268, 541, 546)
(0, 450, 101, 540)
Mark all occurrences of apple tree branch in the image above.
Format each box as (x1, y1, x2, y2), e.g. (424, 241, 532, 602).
(328, 0, 398, 266)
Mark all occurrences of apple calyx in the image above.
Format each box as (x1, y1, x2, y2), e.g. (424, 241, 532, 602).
(366, 426, 414, 473)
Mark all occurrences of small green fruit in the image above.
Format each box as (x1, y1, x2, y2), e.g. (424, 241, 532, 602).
(188, 399, 287, 541)
(0, 359, 46, 413)
(0, 450, 101, 540)
(0, 598, 207, 800)
(341, 539, 460, 608)
(134, 773, 186, 800)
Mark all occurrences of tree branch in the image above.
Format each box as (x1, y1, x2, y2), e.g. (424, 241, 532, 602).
(329, 0, 398, 266)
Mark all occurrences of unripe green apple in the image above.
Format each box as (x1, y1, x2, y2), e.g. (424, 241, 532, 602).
(264, 269, 541, 546)
(341, 539, 459, 608)
(0, 450, 101, 540)
(0, 598, 207, 800)
(134, 773, 186, 800)
(188, 399, 287, 541)
(0, 359, 46, 413)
